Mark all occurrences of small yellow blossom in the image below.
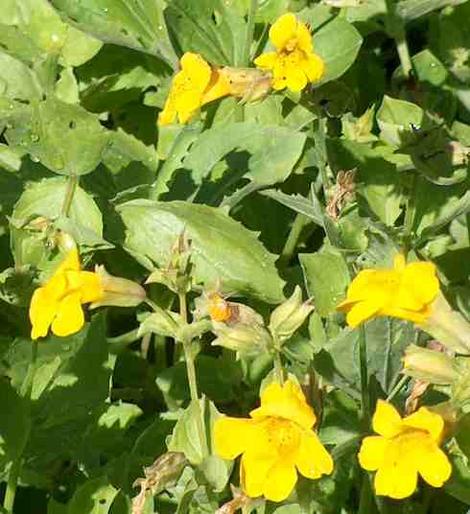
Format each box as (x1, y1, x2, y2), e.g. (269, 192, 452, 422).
(254, 13, 325, 92)
(337, 254, 439, 327)
(359, 400, 452, 499)
(158, 52, 231, 125)
(214, 379, 333, 502)
(29, 248, 103, 339)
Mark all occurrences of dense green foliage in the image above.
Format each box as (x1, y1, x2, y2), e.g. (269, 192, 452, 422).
(1, 0, 470, 513)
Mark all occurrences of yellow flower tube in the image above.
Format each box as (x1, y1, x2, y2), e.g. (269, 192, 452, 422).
(158, 52, 231, 126)
(214, 379, 333, 502)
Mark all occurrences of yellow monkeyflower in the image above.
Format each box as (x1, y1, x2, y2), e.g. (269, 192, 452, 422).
(337, 254, 439, 328)
(29, 248, 103, 339)
(359, 400, 452, 499)
(254, 13, 325, 92)
(158, 52, 231, 125)
(214, 379, 333, 502)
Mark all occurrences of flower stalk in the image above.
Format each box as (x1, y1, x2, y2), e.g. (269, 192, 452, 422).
(3, 341, 38, 513)
(178, 292, 208, 457)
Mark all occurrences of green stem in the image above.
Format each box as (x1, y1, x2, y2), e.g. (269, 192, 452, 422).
(273, 351, 284, 385)
(386, 374, 409, 402)
(4, 341, 38, 513)
(313, 115, 330, 193)
(61, 175, 78, 217)
(385, 0, 413, 78)
(280, 214, 308, 264)
(358, 474, 375, 514)
(403, 172, 417, 253)
(359, 326, 370, 426)
(178, 292, 208, 456)
(107, 328, 140, 346)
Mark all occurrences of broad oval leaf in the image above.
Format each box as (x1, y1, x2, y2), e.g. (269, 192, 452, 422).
(10, 176, 105, 267)
(51, 0, 177, 66)
(5, 97, 109, 176)
(67, 477, 118, 514)
(314, 16, 363, 84)
(183, 122, 306, 186)
(117, 199, 285, 303)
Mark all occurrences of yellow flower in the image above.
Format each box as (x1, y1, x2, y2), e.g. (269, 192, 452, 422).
(158, 52, 231, 125)
(359, 400, 452, 499)
(29, 248, 103, 339)
(254, 13, 325, 92)
(214, 379, 333, 502)
(337, 254, 439, 327)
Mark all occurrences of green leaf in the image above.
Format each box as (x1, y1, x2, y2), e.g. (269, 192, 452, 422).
(260, 189, 323, 224)
(10, 176, 104, 267)
(0, 379, 29, 466)
(5, 316, 112, 476)
(397, 0, 468, 21)
(5, 97, 109, 176)
(314, 16, 363, 84)
(51, 0, 177, 66)
(117, 200, 285, 303)
(183, 122, 306, 186)
(167, 399, 218, 465)
(67, 477, 118, 514)
(0, 52, 42, 101)
(156, 355, 242, 406)
(300, 248, 350, 317)
(413, 179, 469, 238)
(151, 124, 203, 199)
(411, 49, 448, 86)
(376, 95, 424, 146)
(165, 0, 248, 66)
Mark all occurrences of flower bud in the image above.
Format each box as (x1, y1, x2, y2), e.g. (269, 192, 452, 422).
(211, 321, 272, 357)
(269, 286, 314, 343)
(402, 344, 459, 385)
(419, 293, 470, 355)
(90, 265, 146, 308)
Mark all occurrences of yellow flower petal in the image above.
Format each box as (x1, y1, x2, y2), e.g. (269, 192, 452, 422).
(56, 247, 80, 274)
(303, 53, 325, 83)
(296, 21, 314, 53)
(358, 436, 387, 471)
(269, 13, 297, 50)
(295, 431, 333, 479)
(250, 380, 316, 429)
(346, 301, 381, 327)
(372, 400, 402, 438)
(374, 461, 418, 499)
(417, 446, 451, 487)
(51, 292, 85, 337)
(241, 450, 277, 498)
(214, 417, 254, 460)
(78, 271, 103, 304)
(285, 66, 308, 93)
(158, 97, 177, 126)
(262, 461, 298, 502)
(201, 70, 231, 105)
(254, 52, 278, 70)
(179, 52, 212, 91)
(29, 287, 59, 340)
(402, 262, 439, 305)
(402, 407, 444, 442)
